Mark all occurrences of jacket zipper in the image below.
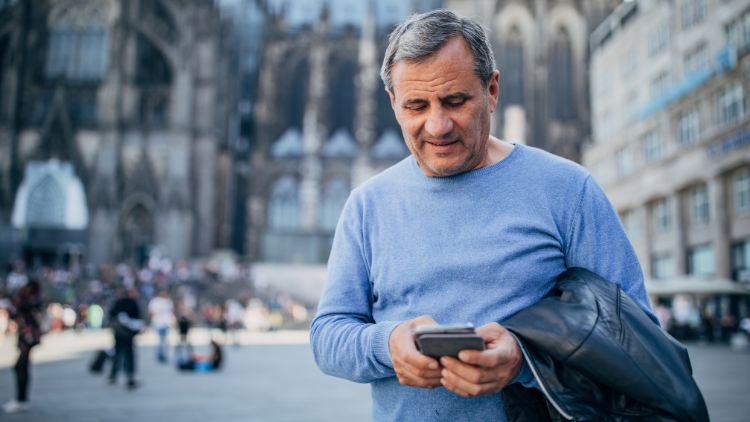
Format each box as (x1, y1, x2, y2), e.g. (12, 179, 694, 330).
(511, 333, 575, 420)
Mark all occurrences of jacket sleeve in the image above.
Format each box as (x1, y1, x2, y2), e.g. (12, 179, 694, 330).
(310, 193, 400, 383)
(564, 175, 658, 324)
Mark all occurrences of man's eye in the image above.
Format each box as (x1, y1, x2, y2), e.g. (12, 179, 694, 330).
(406, 104, 426, 111)
(446, 99, 465, 107)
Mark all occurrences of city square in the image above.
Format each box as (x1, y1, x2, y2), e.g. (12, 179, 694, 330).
(0, 330, 749, 421)
(2, 0, 750, 420)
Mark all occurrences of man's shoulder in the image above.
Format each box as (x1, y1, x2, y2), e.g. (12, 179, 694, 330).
(350, 156, 413, 198)
(519, 145, 589, 178)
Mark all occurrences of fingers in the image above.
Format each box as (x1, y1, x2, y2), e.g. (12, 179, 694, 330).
(389, 316, 443, 388)
(440, 356, 499, 384)
(439, 365, 504, 397)
(436, 323, 524, 398)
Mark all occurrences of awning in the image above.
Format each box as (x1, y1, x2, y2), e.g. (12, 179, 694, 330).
(645, 276, 750, 297)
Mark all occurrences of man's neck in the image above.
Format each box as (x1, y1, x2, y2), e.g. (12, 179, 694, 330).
(480, 137, 514, 169)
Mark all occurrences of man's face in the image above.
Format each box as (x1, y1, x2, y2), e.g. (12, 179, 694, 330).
(387, 37, 499, 177)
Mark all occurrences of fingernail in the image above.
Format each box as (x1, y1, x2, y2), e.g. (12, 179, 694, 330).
(428, 362, 438, 369)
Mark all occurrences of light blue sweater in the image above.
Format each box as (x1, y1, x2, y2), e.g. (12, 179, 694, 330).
(311, 144, 654, 421)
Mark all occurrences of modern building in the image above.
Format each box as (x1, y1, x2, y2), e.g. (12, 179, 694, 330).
(0, 0, 233, 265)
(584, 0, 750, 316)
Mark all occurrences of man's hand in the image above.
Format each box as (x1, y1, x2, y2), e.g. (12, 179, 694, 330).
(389, 315, 442, 388)
(438, 322, 522, 397)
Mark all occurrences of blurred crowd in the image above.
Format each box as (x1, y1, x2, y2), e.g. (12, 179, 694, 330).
(654, 295, 750, 347)
(0, 256, 313, 342)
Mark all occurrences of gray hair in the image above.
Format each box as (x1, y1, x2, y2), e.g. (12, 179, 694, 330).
(380, 9, 495, 95)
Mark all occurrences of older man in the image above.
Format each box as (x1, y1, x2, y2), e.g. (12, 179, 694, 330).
(311, 9, 654, 421)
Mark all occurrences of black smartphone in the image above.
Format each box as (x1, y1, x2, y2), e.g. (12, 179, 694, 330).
(414, 323, 485, 359)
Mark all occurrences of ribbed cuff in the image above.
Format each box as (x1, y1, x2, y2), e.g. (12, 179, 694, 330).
(371, 320, 402, 368)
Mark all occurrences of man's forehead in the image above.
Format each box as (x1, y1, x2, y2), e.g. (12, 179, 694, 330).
(389, 38, 480, 97)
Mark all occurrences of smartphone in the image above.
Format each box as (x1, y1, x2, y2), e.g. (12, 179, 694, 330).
(414, 323, 485, 359)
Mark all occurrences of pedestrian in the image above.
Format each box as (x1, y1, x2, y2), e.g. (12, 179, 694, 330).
(3, 280, 43, 414)
(108, 288, 143, 389)
(310, 9, 681, 421)
(175, 302, 193, 361)
(148, 289, 174, 363)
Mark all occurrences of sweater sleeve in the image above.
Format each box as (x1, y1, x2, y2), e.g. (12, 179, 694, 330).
(564, 175, 658, 324)
(310, 193, 399, 383)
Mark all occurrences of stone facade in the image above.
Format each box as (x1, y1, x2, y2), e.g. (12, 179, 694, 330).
(0, 0, 231, 264)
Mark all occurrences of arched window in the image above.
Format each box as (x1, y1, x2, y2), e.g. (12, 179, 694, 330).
(45, 0, 110, 82)
(45, 26, 108, 81)
(26, 175, 65, 227)
(319, 178, 349, 230)
(137, 35, 172, 127)
(287, 58, 309, 130)
(502, 26, 524, 106)
(549, 27, 575, 121)
(120, 202, 154, 264)
(268, 176, 300, 230)
(329, 57, 356, 135)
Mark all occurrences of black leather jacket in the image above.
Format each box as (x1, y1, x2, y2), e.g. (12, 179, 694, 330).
(502, 268, 709, 422)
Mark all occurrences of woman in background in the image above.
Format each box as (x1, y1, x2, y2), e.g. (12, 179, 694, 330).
(3, 280, 43, 414)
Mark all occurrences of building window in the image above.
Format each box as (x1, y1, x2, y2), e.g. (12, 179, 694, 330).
(735, 167, 750, 214)
(687, 244, 715, 277)
(45, 27, 108, 82)
(726, 8, 750, 51)
(616, 147, 634, 177)
(690, 184, 710, 225)
(136, 35, 172, 128)
(652, 253, 675, 279)
(683, 42, 707, 77)
(681, 0, 706, 30)
(621, 47, 638, 79)
(502, 26, 524, 106)
(718, 83, 744, 127)
(651, 72, 670, 99)
(677, 107, 700, 146)
(643, 130, 663, 163)
(732, 239, 750, 282)
(268, 176, 300, 230)
(653, 198, 672, 233)
(549, 27, 575, 121)
(319, 178, 349, 231)
(648, 22, 669, 57)
(622, 209, 642, 239)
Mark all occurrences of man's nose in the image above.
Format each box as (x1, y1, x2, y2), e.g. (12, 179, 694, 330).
(424, 108, 453, 138)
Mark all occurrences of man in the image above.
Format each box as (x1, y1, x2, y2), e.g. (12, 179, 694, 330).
(148, 289, 174, 363)
(310, 9, 655, 421)
(109, 288, 143, 389)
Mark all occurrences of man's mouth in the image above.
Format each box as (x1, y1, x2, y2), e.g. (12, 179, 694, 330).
(425, 139, 460, 147)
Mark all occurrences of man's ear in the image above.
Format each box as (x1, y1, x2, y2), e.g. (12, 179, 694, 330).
(488, 69, 500, 112)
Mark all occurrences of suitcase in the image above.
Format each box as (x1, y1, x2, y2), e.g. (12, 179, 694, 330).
(89, 349, 110, 373)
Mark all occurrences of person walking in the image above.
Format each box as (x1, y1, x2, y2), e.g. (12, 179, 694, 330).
(108, 288, 143, 390)
(148, 289, 174, 363)
(3, 280, 43, 414)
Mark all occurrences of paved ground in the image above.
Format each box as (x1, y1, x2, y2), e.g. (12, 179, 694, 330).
(0, 331, 748, 421)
